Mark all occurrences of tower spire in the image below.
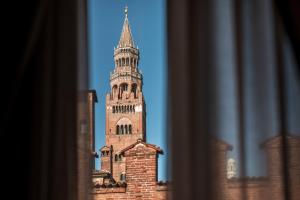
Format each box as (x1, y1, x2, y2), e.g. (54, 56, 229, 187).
(117, 6, 135, 48)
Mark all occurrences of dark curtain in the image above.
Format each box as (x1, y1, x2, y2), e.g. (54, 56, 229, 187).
(167, 0, 300, 200)
(1, 0, 88, 199)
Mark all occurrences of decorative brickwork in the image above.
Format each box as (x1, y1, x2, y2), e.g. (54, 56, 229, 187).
(92, 7, 170, 200)
(89, 6, 300, 200)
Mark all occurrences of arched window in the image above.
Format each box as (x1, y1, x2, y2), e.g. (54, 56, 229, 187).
(125, 125, 128, 134)
(130, 57, 133, 66)
(112, 85, 118, 99)
(129, 125, 132, 134)
(131, 83, 137, 98)
(121, 125, 124, 134)
(133, 105, 135, 112)
(119, 125, 122, 134)
(119, 154, 122, 161)
(116, 125, 119, 135)
(118, 58, 121, 67)
(122, 58, 125, 66)
(112, 106, 115, 113)
(126, 57, 129, 66)
(116, 60, 118, 67)
(119, 83, 128, 99)
(115, 154, 118, 161)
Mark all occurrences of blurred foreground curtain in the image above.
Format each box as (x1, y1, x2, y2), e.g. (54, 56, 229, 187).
(167, 0, 300, 200)
(1, 0, 89, 200)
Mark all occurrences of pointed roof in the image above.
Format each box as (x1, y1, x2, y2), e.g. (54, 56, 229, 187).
(117, 6, 135, 48)
(120, 139, 164, 155)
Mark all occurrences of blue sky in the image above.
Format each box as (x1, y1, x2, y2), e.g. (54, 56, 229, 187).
(88, 0, 167, 180)
(88, 0, 300, 179)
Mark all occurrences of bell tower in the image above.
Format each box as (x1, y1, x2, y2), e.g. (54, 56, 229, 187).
(102, 6, 146, 181)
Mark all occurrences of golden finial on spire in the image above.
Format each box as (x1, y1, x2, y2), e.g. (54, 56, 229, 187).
(125, 5, 128, 17)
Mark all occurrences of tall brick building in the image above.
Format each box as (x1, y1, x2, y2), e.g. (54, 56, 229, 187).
(89, 7, 300, 200)
(91, 7, 169, 200)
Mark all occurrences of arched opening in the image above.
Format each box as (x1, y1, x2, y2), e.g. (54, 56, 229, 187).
(119, 83, 128, 99)
(118, 58, 121, 67)
(126, 57, 129, 66)
(119, 125, 122, 134)
(115, 154, 118, 161)
(131, 83, 137, 98)
(112, 85, 118, 99)
(116, 60, 118, 67)
(134, 59, 136, 67)
(112, 106, 115, 113)
(130, 57, 133, 67)
(129, 124, 132, 134)
(121, 125, 124, 134)
(122, 58, 125, 66)
(116, 125, 119, 135)
(116, 117, 132, 136)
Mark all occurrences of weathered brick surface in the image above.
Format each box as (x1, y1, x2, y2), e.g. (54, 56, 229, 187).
(90, 7, 300, 200)
(263, 135, 300, 200)
(227, 178, 269, 200)
(93, 141, 168, 200)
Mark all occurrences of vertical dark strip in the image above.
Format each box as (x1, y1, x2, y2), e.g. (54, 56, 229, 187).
(168, 0, 213, 199)
(167, 0, 191, 199)
(233, 0, 247, 199)
(274, 0, 300, 70)
(273, 4, 290, 200)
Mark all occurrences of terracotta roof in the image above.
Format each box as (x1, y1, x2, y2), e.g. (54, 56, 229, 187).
(92, 169, 111, 176)
(120, 139, 163, 155)
(210, 137, 233, 151)
(94, 181, 127, 188)
(99, 145, 110, 151)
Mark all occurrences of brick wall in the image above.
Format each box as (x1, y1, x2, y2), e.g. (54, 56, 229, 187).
(124, 142, 160, 199)
(93, 141, 168, 200)
(227, 178, 269, 200)
(92, 135, 299, 200)
(209, 139, 232, 200)
(263, 135, 300, 200)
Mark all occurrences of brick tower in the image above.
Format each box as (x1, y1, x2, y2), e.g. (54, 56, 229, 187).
(101, 6, 146, 182)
